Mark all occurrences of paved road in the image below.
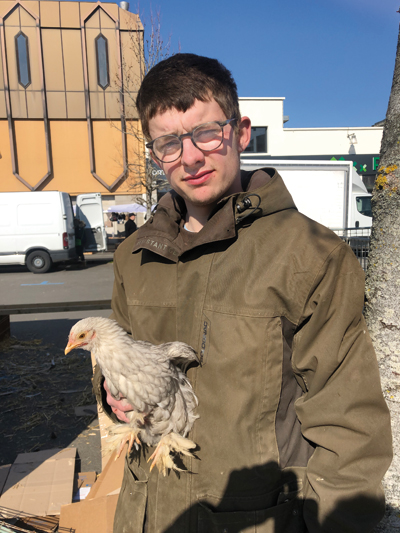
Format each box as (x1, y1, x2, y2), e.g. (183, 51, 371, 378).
(0, 252, 114, 307)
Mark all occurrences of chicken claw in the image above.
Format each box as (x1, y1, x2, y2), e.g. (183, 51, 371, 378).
(148, 432, 197, 476)
(102, 423, 142, 460)
(116, 430, 141, 459)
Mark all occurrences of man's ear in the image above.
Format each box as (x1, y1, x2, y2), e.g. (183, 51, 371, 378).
(237, 116, 251, 154)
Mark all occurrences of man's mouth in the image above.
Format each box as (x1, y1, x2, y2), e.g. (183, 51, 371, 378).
(183, 170, 213, 185)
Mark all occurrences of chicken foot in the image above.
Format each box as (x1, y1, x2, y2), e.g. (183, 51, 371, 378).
(115, 429, 141, 459)
(148, 432, 197, 476)
(103, 414, 145, 459)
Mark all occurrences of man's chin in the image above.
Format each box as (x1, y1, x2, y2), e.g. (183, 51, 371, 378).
(184, 192, 220, 209)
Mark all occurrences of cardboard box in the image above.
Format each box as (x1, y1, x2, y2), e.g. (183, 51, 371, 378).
(59, 449, 125, 533)
(86, 449, 124, 500)
(0, 448, 76, 518)
(59, 494, 119, 533)
(73, 471, 97, 502)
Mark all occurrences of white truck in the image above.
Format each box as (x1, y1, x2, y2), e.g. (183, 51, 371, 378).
(240, 160, 372, 231)
(0, 191, 106, 273)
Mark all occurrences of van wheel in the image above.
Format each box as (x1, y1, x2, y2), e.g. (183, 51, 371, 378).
(26, 251, 52, 274)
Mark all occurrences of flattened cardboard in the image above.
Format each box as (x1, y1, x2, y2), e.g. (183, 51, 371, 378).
(0, 448, 76, 518)
(73, 471, 97, 502)
(59, 450, 125, 533)
(73, 472, 97, 492)
(59, 494, 119, 533)
(86, 449, 125, 501)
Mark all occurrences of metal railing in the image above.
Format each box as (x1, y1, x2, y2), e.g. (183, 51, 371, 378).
(0, 300, 112, 316)
(332, 227, 370, 272)
(0, 300, 112, 341)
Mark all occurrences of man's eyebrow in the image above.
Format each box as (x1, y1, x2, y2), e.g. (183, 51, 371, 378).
(161, 120, 218, 137)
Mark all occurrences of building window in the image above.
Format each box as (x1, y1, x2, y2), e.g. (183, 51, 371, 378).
(95, 34, 110, 90)
(244, 127, 267, 153)
(15, 32, 31, 88)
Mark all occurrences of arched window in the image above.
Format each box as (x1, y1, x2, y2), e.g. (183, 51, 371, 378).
(15, 32, 31, 88)
(95, 34, 109, 90)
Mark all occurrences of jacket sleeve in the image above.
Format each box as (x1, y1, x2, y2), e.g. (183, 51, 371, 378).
(92, 246, 132, 423)
(109, 245, 133, 335)
(292, 241, 392, 532)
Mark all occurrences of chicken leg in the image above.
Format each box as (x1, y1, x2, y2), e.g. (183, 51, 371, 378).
(148, 432, 197, 476)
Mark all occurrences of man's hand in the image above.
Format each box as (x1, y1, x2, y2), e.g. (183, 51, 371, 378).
(104, 380, 133, 423)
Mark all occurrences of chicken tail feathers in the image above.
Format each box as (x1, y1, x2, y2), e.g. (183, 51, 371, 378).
(162, 342, 199, 370)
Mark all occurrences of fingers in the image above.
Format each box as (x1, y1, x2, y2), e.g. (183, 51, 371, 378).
(103, 379, 134, 423)
(111, 406, 130, 423)
(106, 390, 132, 411)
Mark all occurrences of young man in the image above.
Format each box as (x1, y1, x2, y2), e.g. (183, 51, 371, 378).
(94, 54, 392, 532)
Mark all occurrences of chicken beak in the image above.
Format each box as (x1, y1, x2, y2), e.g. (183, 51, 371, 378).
(65, 341, 80, 355)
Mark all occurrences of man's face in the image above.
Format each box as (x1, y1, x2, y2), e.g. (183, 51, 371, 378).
(148, 99, 251, 214)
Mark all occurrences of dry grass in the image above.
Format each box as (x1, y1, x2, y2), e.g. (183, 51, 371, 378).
(0, 335, 96, 464)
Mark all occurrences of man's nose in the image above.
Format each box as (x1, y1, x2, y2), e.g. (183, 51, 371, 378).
(180, 137, 204, 167)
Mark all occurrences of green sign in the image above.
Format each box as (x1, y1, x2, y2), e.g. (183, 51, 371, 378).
(330, 156, 377, 173)
(373, 157, 380, 171)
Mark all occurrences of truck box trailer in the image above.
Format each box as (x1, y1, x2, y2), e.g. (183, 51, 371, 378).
(240, 160, 372, 231)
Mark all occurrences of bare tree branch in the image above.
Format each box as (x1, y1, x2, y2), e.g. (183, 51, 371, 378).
(115, 6, 173, 218)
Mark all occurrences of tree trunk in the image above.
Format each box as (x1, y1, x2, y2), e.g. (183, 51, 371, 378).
(365, 23, 400, 532)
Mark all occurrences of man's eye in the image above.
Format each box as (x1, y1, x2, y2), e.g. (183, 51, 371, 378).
(195, 127, 220, 143)
(159, 139, 180, 154)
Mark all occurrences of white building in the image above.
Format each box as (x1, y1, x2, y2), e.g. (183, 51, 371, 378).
(239, 98, 382, 191)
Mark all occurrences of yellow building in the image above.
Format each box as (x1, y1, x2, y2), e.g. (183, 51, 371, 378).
(0, 0, 144, 208)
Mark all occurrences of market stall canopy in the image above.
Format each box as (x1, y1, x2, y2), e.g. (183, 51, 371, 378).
(104, 203, 154, 214)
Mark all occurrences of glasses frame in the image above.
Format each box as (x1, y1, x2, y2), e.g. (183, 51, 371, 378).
(146, 118, 237, 163)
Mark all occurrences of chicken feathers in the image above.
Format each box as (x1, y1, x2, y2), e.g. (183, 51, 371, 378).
(65, 317, 199, 475)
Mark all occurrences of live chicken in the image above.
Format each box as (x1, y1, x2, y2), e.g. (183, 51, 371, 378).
(65, 317, 199, 475)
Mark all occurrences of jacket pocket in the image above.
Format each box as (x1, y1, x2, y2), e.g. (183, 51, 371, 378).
(197, 487, 305, 533)
(113, 457, 148, 533)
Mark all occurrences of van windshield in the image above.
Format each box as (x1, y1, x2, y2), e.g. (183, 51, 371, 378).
(356, 196, 372, 217)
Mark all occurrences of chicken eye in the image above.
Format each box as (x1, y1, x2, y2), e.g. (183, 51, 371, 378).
(78, 333, 86, 339)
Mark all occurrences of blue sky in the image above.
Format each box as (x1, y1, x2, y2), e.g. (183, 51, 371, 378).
(103, 0, 399, 128)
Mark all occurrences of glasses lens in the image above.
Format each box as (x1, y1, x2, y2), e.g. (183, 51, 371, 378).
(193, 122, 223, 151)
(153, 135, 181, 162)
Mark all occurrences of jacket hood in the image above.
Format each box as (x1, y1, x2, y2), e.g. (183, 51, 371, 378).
(132, 168, 297, 262)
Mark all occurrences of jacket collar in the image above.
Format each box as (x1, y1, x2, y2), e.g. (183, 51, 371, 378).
(132, 168, 297, 262)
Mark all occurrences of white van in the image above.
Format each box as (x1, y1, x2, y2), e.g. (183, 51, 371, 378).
(0, 191, 77, 273)
(75, 192, 107, 252)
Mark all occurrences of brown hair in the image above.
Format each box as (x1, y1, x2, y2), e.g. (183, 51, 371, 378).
(136, 53, 241, 140)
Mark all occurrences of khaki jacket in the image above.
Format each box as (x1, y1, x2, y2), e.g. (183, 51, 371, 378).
(94, 168, 392, 533)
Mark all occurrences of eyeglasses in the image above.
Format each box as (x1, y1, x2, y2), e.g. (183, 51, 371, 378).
(146, 118, 237, 163)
